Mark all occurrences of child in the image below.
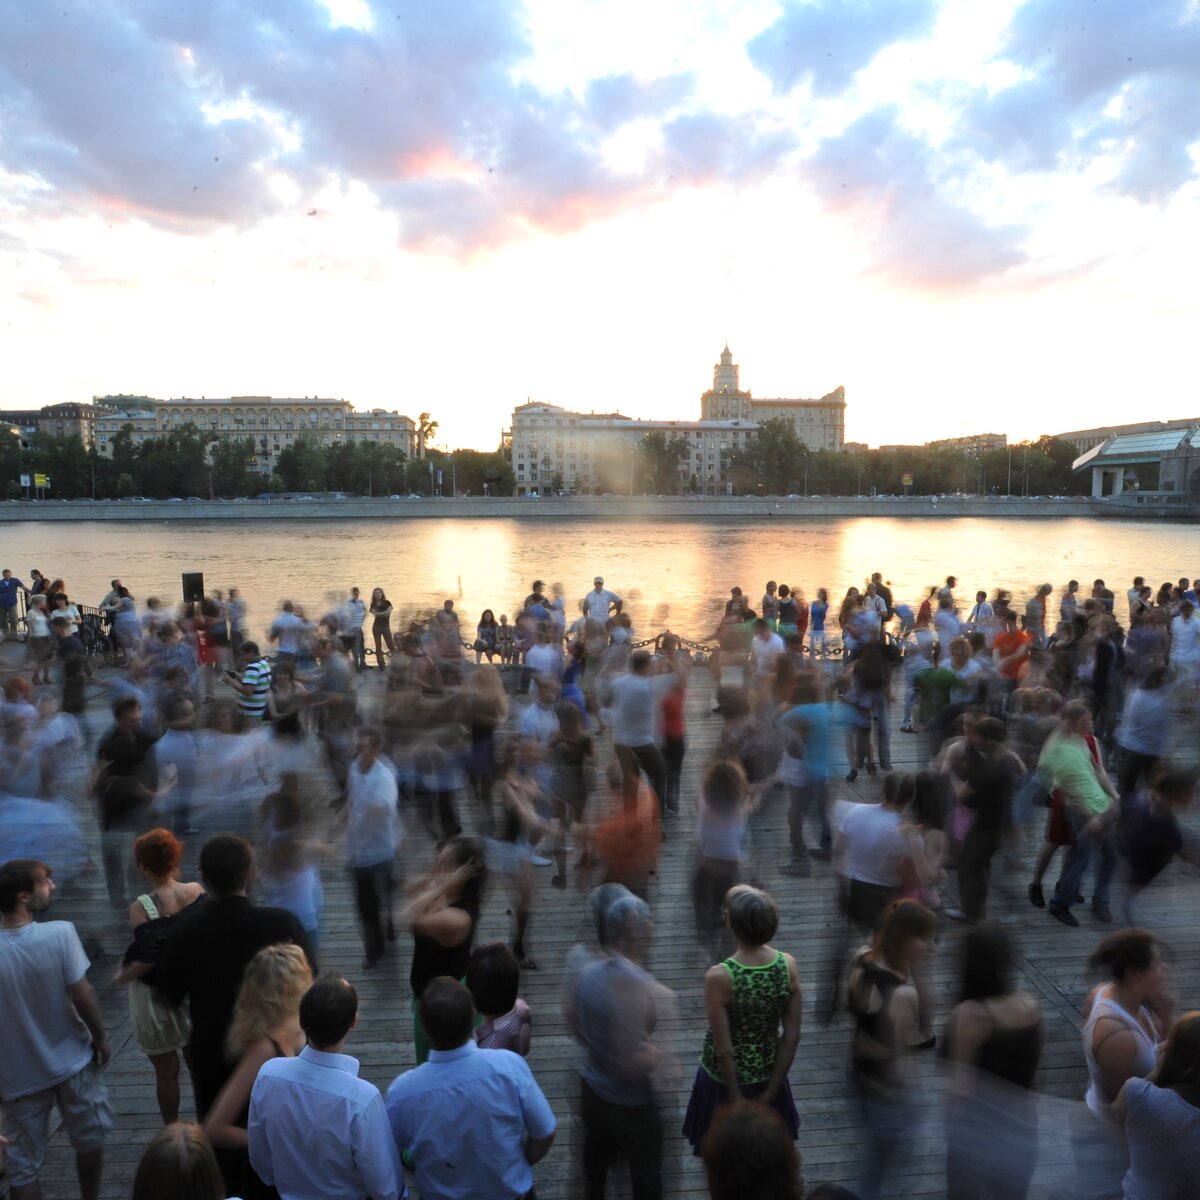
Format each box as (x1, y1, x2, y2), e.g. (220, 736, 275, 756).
(467, 941, 532, 1056)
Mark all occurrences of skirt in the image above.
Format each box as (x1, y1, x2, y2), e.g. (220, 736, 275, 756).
(682, 1064, 800, 1154)
(128, 979, 192, 1056)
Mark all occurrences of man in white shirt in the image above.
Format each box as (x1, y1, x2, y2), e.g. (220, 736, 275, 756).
(1170, 601, 1200, 680)
(524, 628, 563, 679)
(967, 591, 993, 631)
(343, 587, 367, 671)
(582, 577, 622, 620)
(341, 729, 401, 971)
(0, 859, 114, 1200)
(250, 973, 402, 1200)
(387, 979, 556, 1200)
(609, 651, 679, 818)
(269, 601, 310, 662)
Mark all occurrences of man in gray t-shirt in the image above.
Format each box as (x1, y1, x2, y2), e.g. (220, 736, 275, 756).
(0, 858, 113, 1199)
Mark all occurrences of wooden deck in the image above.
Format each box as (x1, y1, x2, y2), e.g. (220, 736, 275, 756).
(28, 665, 1200, 1199)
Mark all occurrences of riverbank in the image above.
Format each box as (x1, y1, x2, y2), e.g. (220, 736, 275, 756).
(3, 493, 1197, 521)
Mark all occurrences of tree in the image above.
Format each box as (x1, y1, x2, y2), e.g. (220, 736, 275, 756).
(416, 413, 438, 460)
(636, 433, 691, 494)
(275, 436, 329, 492)
(450, 449, 515, 496)
(209, 437, 257, 497)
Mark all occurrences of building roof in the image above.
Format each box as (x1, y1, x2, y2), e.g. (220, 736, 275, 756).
(1073, 426, 1197, 471)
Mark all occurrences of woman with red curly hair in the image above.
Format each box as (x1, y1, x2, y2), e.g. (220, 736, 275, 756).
(114, 828, 206, 1123)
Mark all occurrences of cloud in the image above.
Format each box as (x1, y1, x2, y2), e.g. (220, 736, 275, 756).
(804, 108, 1029, 288)
(961, 0, 1200, 203)
(0, 1, 783, 253)
(748, 0, 939, 97)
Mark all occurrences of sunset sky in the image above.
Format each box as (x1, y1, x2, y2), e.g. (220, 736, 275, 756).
(2, 0, 1198, 451)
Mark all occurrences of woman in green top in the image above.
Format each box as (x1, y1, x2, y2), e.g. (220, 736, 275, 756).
(683, 884, 803, 1153)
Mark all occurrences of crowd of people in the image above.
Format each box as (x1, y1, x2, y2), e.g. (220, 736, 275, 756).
(1, 561, 1199, 1200)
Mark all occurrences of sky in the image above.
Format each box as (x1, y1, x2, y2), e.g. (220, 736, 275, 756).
(2, 0, 1199, 451)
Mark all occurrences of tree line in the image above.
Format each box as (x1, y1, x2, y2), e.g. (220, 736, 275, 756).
(1, 426, 515, 500)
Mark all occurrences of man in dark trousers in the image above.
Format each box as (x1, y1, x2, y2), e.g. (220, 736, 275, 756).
(158, 834, 314, 1121)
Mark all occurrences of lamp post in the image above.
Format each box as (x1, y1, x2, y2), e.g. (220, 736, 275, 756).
(803, 450, 809, 497)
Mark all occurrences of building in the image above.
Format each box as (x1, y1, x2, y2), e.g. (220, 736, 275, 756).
(699, 346, 845, 451)
(928, 433, 1007, 454)
(2, 402, 103, 450)
(95, 397, 417, 475)
(1074, 426, 1200, 499)
(1054, 418, 1200, 456)
(507, 403, 759, 496)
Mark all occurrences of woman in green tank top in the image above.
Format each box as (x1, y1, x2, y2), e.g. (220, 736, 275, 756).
(683, 884, 803, 1153)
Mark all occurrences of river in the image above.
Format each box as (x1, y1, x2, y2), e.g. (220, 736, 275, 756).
(2, 516, 1193, 640)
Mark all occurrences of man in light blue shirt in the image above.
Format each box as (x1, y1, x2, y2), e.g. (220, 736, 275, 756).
(387, 977, 556, 1200)
(249, 973, 402, 1200)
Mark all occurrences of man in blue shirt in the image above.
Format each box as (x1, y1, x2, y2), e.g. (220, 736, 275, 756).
(0, 568, 26, 638)
(250, 973, 402, 1200)
(387, 977, 556, 1200)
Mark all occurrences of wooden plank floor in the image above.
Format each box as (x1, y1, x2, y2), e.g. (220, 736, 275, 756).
(26, 662, 1200, 1199)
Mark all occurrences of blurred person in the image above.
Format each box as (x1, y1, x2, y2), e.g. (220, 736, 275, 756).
(386, 977, 556, 1200)
(809, 587, 830, 659)
(24, 595, 53, 686)
(404, 835, 487, 1065)
(0, 859, 113, 1200)
(683, 886, 803, 1155)
(131, 1123, 224, 1200)
(1167, 601, 1200, 681)
(584, 761, 663, 900)
(834, 773, 915, 938)
(158, 834, 314, 1121)
(777, 672, 833, 875)
(1115, 668, 1174, 796)
(570, 892, 667, 1200)
(249, 973, 402, 1200)
(692, 760, 752, 960)
(700, 1101, 801, 1200)
(1113, 1010, 1200, 1200)
(1038, 701, 1121, 927)
(93, 695, 159, 909)
(113, 828, 206, 1124)
(1072, 929, 1172, 1200)
(340, 727, 401, 971)
(203, 943, 312, 1199)
(609, 649, 679, 818)
(846, 899, 938, 1200)
(268, 600, 310, 665)
(944, 925, 1044, 1200)
(1119, 765, 1197, 925)
(899, 772, 948, 912)
(463, 663, 508, 830)
(344, 585, 367, 671)
(467, 942, 533, 1055)
(257, 791, 324, 949)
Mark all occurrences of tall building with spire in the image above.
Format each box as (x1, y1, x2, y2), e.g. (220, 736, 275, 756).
(699, 345, 845, 450)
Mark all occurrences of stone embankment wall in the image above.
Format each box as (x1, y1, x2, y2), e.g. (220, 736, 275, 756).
(2, 495, 1193, 521)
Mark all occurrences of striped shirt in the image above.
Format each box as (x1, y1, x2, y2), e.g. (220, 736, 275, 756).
(238, 657, 272, 719)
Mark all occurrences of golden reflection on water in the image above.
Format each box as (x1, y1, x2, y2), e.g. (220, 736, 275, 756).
(2, 516, 1195, 642)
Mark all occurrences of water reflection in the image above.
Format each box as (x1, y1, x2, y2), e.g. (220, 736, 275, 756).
(3, 515, 1195, 641)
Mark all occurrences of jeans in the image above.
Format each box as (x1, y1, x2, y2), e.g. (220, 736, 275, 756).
(350, 628, 366, 670)
(958, 825, 1001, 921)
(1051, 808, 1116, 910)
(100, 826, 144, 909)
(856, 1091, 910, 1200)
(787, 781, 831, 856)
(353, 860, 394, 963)
(0, 604, 18, 636)
(662, 735, 685, 812)
(862, 690, 891, 768)
(581, 1081, 662, 1200)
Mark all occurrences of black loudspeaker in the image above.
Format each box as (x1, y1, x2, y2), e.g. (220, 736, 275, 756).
(182, 572, 205, 603)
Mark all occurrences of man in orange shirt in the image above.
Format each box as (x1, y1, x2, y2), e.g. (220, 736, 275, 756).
(993, 610, 1032, 698)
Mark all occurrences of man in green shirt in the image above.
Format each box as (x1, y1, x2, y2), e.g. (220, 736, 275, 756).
(1038, 701, 1119, 927)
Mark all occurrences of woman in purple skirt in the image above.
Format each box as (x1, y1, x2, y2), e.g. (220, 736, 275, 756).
(682, 884, 803, 1153)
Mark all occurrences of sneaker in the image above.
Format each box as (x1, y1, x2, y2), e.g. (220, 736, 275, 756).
(551, 874, 567, 890)
(529, 854, 553, 867)
(844, 769, 858, 782)
(1049, 906, 1080, 928)
(809, 847, 832, 861)
(1092, 899, 1113, 924)
(1028, 882, 1045, 909)
(899, 724, 914, 734)
(778, 859, 811, 878)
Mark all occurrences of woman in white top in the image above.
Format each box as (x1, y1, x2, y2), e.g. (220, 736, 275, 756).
(1115, 1011, 1200, 1200)
(1074, 929, 1172, 1200)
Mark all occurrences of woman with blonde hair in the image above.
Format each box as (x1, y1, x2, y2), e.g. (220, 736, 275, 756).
(204, 942, 311, 1197)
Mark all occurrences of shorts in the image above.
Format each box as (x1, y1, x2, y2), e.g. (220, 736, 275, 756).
(1, 1064, 114, 1186)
